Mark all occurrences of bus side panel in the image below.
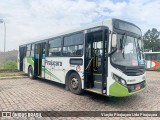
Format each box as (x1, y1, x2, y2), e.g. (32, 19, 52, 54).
(144, 53, 160, 70)
(145, 60, 160, 70)
(44, 57, 84, 86)
(23, 57, 34, 74)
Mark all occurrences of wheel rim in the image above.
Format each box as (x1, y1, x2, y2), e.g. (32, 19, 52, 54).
(71, 77, 79, 89)
(29, 68, 33, 78)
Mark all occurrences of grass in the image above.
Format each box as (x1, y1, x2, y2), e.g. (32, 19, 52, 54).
(0, 60, 27, 77)
(0, 72, 24, 77)
(0, 60, 17, 69)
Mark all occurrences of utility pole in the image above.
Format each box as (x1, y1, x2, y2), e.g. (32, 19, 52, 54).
(0, 19, 6, 69)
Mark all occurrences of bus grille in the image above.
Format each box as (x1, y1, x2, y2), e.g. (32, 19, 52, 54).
(123, 68, 145, 76)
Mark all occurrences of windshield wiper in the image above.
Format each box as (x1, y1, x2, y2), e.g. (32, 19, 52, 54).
(120, 33, 126, 59)
(137, 39, 143, 52)
(137, 38, 144, 62)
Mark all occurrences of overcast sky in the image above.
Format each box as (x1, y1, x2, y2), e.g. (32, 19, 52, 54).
(0, 0, 160, 51)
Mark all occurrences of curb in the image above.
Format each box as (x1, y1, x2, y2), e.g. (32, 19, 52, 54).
(0, 76, 28, 80)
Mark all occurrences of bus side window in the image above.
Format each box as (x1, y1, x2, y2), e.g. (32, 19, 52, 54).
(49, 38, 62, 57)
(152, 54, 157, 60)
(157, 54, 160, 60)
(42, 46, 46, 58)
(26, 44, 31, 57)
(30, 44, 34, 57)
(63, 32, 84, 57)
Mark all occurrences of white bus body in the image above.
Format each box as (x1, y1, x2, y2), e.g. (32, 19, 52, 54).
(18, 18, 146, 97)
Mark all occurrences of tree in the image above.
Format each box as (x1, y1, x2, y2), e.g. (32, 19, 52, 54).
(143, 28, 160, 52)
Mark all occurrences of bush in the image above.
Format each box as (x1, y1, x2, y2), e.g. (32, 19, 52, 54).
(4, 60, 17, 69)
(157, 60, 160, 63)
(156, 66, 160, 72)
(0, 64, 3, 69)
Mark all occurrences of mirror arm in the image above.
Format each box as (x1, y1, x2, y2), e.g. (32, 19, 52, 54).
(108, 48, 117, 57)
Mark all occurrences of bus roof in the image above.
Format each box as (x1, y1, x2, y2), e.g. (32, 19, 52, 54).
(19, 18, 139, 47)
(19, 19, 113, 47)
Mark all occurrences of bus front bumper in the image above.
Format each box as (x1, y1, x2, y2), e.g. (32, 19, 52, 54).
(109, 81, 146, 97)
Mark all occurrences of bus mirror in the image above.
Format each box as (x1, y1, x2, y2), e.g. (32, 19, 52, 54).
(112, 34, 117, 48)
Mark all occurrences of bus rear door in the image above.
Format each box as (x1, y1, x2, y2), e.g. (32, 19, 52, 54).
(34, 42, 46, 77)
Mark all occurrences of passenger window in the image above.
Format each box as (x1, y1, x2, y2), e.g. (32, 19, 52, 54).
(26, 44, 31, 57)
(49, 38, 62, 57)
(30, 44, 34, 57)
(63, 33, 84, 56)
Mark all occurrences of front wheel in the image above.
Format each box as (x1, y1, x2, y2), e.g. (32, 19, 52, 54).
(28, 66, 34, 79)
(68, 72, 83, 95)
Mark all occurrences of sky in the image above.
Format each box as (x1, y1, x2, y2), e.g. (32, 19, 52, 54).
(0, 0, 160, 51)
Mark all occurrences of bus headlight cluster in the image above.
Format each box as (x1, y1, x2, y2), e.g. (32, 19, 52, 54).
(112, 73, 127, 86)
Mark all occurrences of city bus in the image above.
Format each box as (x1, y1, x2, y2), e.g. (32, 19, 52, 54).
(18, 18, 146, 97)
(144, 52, 160, 70)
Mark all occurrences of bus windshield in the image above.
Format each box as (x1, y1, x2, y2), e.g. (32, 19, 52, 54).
(111, 34, 145, 67)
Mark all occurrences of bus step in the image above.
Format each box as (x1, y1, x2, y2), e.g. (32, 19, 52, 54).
(93, 74, 102, 81)
(93, 73, 102, 76)
(85, 87, 102, 94)
(94, 81, 106, 89)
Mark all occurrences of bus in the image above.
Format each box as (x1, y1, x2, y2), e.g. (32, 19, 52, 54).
(18, 18, 146, 97)
(144, 52, 160, 70)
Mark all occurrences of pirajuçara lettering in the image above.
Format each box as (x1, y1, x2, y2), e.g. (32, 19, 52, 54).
(45, 60, 62, 67)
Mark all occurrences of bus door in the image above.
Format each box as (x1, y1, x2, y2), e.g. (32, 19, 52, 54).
(34, 42, 46, 77)
(85, 28, 108, 94)
(19, 46, 26, 71)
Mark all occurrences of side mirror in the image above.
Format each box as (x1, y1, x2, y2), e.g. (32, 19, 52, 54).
(112, 34, 117, 48)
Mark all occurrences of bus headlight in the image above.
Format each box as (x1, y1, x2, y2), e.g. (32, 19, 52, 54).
(112, 73, 127, 86)
(120, 79, 126, 86)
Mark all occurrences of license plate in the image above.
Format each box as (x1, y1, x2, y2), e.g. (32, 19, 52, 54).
(135, 85, 141, 90)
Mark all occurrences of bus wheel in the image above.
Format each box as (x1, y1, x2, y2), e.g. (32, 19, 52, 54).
(68, 72, 83, 94)
(28, 66, 34, 79)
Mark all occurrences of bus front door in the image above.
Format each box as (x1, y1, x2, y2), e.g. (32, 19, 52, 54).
(85, 29, 108, 94)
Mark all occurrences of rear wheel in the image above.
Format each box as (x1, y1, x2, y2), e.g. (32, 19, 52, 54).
(68, 72, 83, 94)
(28, 66, 34, 79)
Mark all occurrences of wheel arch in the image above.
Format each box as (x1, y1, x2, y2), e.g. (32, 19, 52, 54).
(28, 65, 33, 73)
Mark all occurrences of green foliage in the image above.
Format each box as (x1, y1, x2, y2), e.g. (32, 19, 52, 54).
(156, 66, 160, 72)
(0, 64, 3, 69)
(3, 60, 17, 69)
(143, 28, 160, 52)
(157, 60, 160, 63)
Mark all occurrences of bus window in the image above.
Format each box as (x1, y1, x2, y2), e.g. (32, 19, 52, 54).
(26, 44, 31, 57)
(49, 38, 62, 57)
(30, 44, 34, 57)
(63, 33, 84, 56)
(152, 54, 157, 60)
(145, 54, 151, 60)
(157, 54, 160, 60)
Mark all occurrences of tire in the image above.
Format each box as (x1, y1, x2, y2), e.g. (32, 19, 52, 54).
(68, 72, 83, 95)
(28, 66, 34, 79)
